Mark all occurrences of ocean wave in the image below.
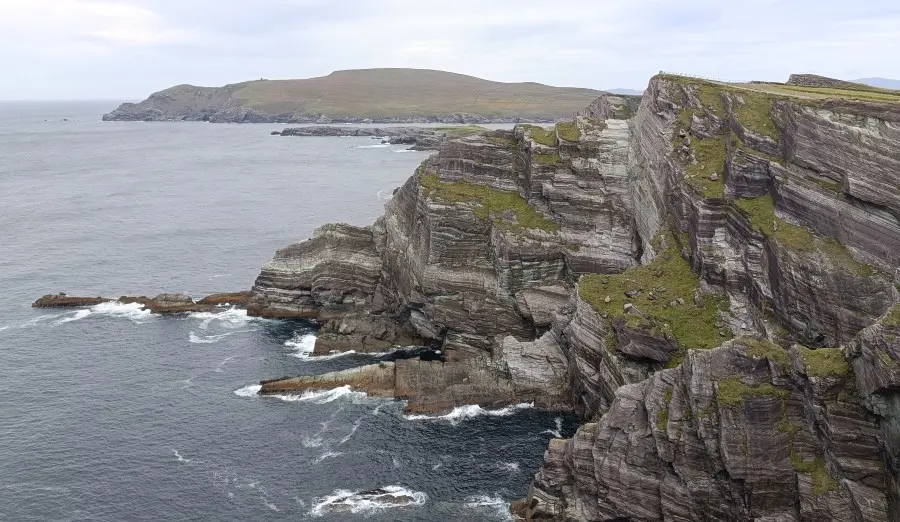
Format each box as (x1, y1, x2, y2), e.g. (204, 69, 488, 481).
(314, 450, 344, 463)
(463, 494, 513, 520)
(272, 385, 367, 404)
(309, 350, 358, 360)
(541, 416, 564, 438)
(403, 403, 533, 425)
(376, 189, 393, 201)
(0, 325, 9, 332)
(497, 462, 520, 473)
(391, 148, 417, 153)
(233, 384, 262, 397)
(285, 333, 316, 358)
(190, 307, 252, 330)
(91, 301, 154, 322)
(189, 330, 251, 344)
(351, 144, 390, 149)
(54, 309, 92, 325)
(310, 486, 427, 517)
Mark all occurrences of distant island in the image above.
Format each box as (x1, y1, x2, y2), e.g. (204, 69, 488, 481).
(102, 68, 609, 124)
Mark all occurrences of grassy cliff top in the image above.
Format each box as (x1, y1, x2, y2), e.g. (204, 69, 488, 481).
(155, 68, 606, 119)
(656, 73, 900, 105)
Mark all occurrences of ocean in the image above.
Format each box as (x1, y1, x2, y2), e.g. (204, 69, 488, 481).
(0, 102, 577, 521)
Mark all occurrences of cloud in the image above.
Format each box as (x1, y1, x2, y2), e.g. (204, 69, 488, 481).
(0, 0, 898, 99)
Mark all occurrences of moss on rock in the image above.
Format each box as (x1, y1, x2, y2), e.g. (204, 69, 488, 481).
(555, 121, 581, 143)
(716, 375, 790, 407)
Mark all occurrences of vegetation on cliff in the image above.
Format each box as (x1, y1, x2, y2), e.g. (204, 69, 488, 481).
(579, 233, 727, 351)
(420, 173, 558, 232)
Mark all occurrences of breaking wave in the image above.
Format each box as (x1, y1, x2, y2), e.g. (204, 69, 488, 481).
(403, 403, 533, 425)
(542, 416, 564, 438)
(233, 384, 261, 397)
(310, 486, 427, 517)
(190, 307, 252, 330)
(172, 449, 192, 463)
(189, 330, 251, 344)
(271, 385, 367, 404)
(351, 143, 390, 149)
(285, 333, 316, 358)
(463, 494, 513, 520)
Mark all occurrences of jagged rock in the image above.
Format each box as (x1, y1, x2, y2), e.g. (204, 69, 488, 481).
(32, 295, 109, 307)
(32, 291, 252, 313)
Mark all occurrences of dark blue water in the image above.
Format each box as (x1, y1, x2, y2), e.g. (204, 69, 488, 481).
(0, 102, 577, 521)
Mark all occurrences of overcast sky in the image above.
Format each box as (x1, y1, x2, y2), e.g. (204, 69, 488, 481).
(1, 0, 898, 100)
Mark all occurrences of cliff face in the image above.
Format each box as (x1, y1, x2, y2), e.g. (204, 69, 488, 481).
(248, 74, 900, 518)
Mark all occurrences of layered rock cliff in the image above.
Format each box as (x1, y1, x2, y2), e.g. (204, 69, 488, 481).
(247, 74, 900, 519)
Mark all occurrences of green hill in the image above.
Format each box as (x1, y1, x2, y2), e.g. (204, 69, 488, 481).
(103, 68, 606, 123)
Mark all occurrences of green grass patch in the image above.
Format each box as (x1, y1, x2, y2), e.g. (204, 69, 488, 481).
(521, 125, 558, 147)
(716, 375, 790, 407)
(486, 135, 519, 150)
(656, 408, 669, 431)
(812, 177, 843, 194)
(734, 196, 876, 276)
(613, 105, 633, 119)
(696, 84, 725, 117)
(742, 337, 791, 367)
(732, 90, 779, 140)
(775, 84, 900, 103)
(683, 135, 727, 199)
(434, 125, 487, 136)
(419, 173, 558, 232)
(532, 152, 564, 166)
(791, 454, 838, 496)
(798, 346, 849, 378)
(579, 233, 728, 350)
(884, 305, 900, 327)
(556, 121, 581, 142)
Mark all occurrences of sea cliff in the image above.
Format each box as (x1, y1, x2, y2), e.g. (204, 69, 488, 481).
(246, 74, 899, 520)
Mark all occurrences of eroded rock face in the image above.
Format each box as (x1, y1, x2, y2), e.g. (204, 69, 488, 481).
(526, 338, 893, 521)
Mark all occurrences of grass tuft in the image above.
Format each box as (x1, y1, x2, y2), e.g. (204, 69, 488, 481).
(556, 121, 581, 142)
(521, 125, 558, 147)
(716, 375, 790, 407)
(532, 152, 564, 166)
(683, 135, 727, 199)
(732, 90, 779, 140)
(798, 346, 849, 378)
(742, 337, 791, 367)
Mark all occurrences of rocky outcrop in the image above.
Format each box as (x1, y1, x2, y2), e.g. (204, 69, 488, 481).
(259, 356, 567, 415)
(275, 125, 478, 150)
(32, 291, 251, 313)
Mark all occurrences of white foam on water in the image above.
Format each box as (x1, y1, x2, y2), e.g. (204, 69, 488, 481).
(233, 384, 262, 397)
(541, 416, 564, 438)
(301, 436, 324, 448)
(18, 312, 69, 328)
(262, 498, 280, 512)
(403, 403, 533, 425)
(497, 462, 520, 473)
(431, 462, 442, 470)
(310, 350, 357, 360)
(190, 307, 251, 330)
(0, 325, 9, 333)
(351, 143, 390, 149)
(338, 418, 362, 446)
(285, 333, 316, 358)
(54, 309, 92, 325)
(91, 301, 154, 323)
(392, 456, 401, 469)
(391, 148, 417, 153)
(310, 485, 427, 517)
(272, 385, 368, 404)
(463, 494, 513, 520)
(375, 189, 393, 201)
(314, 450, 344, 463)
(189, 330, 251, 344)
(172, 449, 192, 463)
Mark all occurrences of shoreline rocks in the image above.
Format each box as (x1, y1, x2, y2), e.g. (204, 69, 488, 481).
(32, 291, 252, 314)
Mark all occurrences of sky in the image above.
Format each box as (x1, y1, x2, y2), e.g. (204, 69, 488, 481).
(1, 0, 899, 100)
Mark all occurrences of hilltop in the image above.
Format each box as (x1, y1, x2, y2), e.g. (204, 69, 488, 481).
(102, 68, 607, 123)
